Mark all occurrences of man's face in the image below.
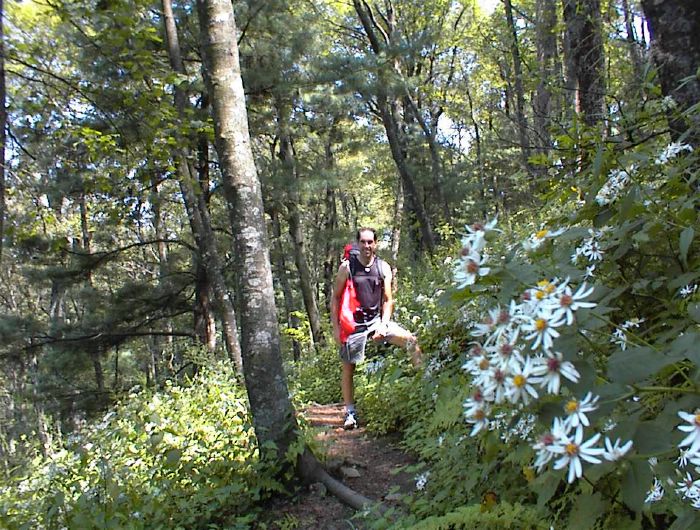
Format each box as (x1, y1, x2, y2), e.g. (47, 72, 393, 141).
(358, 230, 376, 259)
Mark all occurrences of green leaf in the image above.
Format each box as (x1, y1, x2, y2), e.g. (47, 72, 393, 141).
(568, 492, 605, 530)
(669, 508, 700, 530)
(679, 227, 694, 264)
(165, 448, 182, 467)
(633, 420, 676, 455)
(607, 346, 684, 384)
(689, 304, 700, 324)
(622, 459, 652, 512)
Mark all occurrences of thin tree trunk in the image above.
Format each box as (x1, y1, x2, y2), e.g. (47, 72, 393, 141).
(162, 0, 243, 372)
(197, 0, 297, 455)
(275, 99, 324, 346)
(352, 0, 435, 254)
(621, 0, 644, 95)
(322, 130, 338, 312)
(504, 0, 534, 179)
(534, 0, 558, 155)
(390, 177, 403, 292)
(271, 208, 302, 361)
(562, 0, 606, 128)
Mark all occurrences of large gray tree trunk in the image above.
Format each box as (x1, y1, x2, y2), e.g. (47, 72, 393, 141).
(161, 0, 243, 372)
(196, 0, 297, 456)
(641, 0, 700, 148)
(562, 0, 606, 127)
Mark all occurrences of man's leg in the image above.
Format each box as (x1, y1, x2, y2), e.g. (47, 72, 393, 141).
(383, 323, 422, 367)
(342, 361, 355, 407)
(341, 361, 358, 429)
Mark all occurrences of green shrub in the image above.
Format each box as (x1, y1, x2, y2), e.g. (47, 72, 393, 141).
(0, 363, 281, 529)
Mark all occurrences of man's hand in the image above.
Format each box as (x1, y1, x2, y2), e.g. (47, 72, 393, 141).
(372, 322, 389, 342)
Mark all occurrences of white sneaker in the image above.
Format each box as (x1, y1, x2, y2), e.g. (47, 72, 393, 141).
(343, 411, 358, 430)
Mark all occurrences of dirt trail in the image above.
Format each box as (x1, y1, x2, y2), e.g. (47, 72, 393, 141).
(261, 403, 416, 529)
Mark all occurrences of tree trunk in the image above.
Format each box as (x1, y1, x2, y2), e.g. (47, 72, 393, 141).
(197, 0, 297, 456)
(270, 208, 302, 361)
(352, 0, 436, 254)
(641, 0, 700, 148)
(562, 0, 606, 127)
(161, 0, 243, 373)
(621, 0, 644, 95)
(534, 0, 558, 155)
(275, 98, 324, 347)
(504, 0, 534, 179)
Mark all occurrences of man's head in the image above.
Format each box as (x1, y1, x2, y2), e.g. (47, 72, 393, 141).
(356, 227, 377, 260)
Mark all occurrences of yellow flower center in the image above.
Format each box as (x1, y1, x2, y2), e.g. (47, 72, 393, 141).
(545, 283, 556, 294)
(695, 413, 700, 426)
(474, 409, 485, 421)
(535, 318, 547, 331)
(536, 229, 549, 239)
(479, 358, 490, 370)
(513, 374, 526, 388)
(565, 443, 579, 456)
(535, 290, 546, 300)
(565, 400, 579, 413)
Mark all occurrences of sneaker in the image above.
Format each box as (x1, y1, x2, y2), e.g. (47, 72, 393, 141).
(343, 410, 358, 430)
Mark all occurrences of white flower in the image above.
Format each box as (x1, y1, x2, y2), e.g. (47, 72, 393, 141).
(522, 309, 566, 351)
(482, 367, 508, 404)
(677, 449, 693, 468)
(465, 405, 490, 437)
(551, 425, 605, 483)
(656, 142, 693, 164)
(645, 478, 664, 503)
(454, 250, 490, 288)
(523, 227, 566, 252)
(563, 392, 600, 429)
(680, 284, 698, 298)
(678, 410, 700, 455)
(676, 472, 700, 500)
(505, 358, 539, 405)
(584, 264, 596, 279)
(533, 351, 580, 395)
(661, 95, 677, 111)
(533, 418, 570, 472)
(611, 328, 628, 350)
(546, 281, 596, 325)
(415, 471, 430, 491)
(603, 437, 633, 461)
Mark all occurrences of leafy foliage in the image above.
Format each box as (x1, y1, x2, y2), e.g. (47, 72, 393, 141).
(0, 363, 281, 529)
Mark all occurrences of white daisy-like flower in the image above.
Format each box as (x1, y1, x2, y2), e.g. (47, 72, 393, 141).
(678, 410, 700, 455)
(522, 227, 566, 252)
(533, 417, 570, 472)
(645, 478, 664, 503)
(584, 264, 596, 279)
(415, 471, 430, 491)
(505, 358, 539, 405)
(656, 142, 693, 164)
(482, 367, 508, 404)
(677, 448, 693, 468)
(466, 405, 490, 437)
(611, 328, 628, 350)
(602, 437, 633, 461)
(680, 284, 698, 298)
(676, 472, 700, 500)
(547, 281, 596, 325)
(563, 392, 600, 429)
(551, 425, 605, 483)
(454, 251, 490, 288)
(532, 351, 580, 395)
(522, 309, 566, 351)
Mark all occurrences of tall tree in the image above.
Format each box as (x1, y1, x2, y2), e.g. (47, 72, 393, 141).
(641, 0, 700, 148)
(196, 0, 297, 454)
(161, 0, 243, 372)
(562, 0, 606, 127)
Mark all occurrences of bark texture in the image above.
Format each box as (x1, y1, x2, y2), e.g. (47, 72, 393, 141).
(641, 0, 700, 147)
(562, 0, 606, 127)
(196, 0, 297, 453)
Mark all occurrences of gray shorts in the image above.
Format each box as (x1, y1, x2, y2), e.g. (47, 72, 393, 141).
(339, 320, 410, 364)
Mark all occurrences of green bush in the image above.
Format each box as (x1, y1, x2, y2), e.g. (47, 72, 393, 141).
(0, 363, 281, 529)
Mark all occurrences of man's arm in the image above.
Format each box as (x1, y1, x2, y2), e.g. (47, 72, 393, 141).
(330, 261, 350, 344)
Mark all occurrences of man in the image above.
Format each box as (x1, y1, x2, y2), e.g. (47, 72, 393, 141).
(331, 227, 421, 430)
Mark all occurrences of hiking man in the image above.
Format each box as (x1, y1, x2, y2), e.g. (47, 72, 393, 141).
(331, 227, 421, 430)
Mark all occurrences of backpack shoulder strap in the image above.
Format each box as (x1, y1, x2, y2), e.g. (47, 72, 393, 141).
(375, 257, 386, 281)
